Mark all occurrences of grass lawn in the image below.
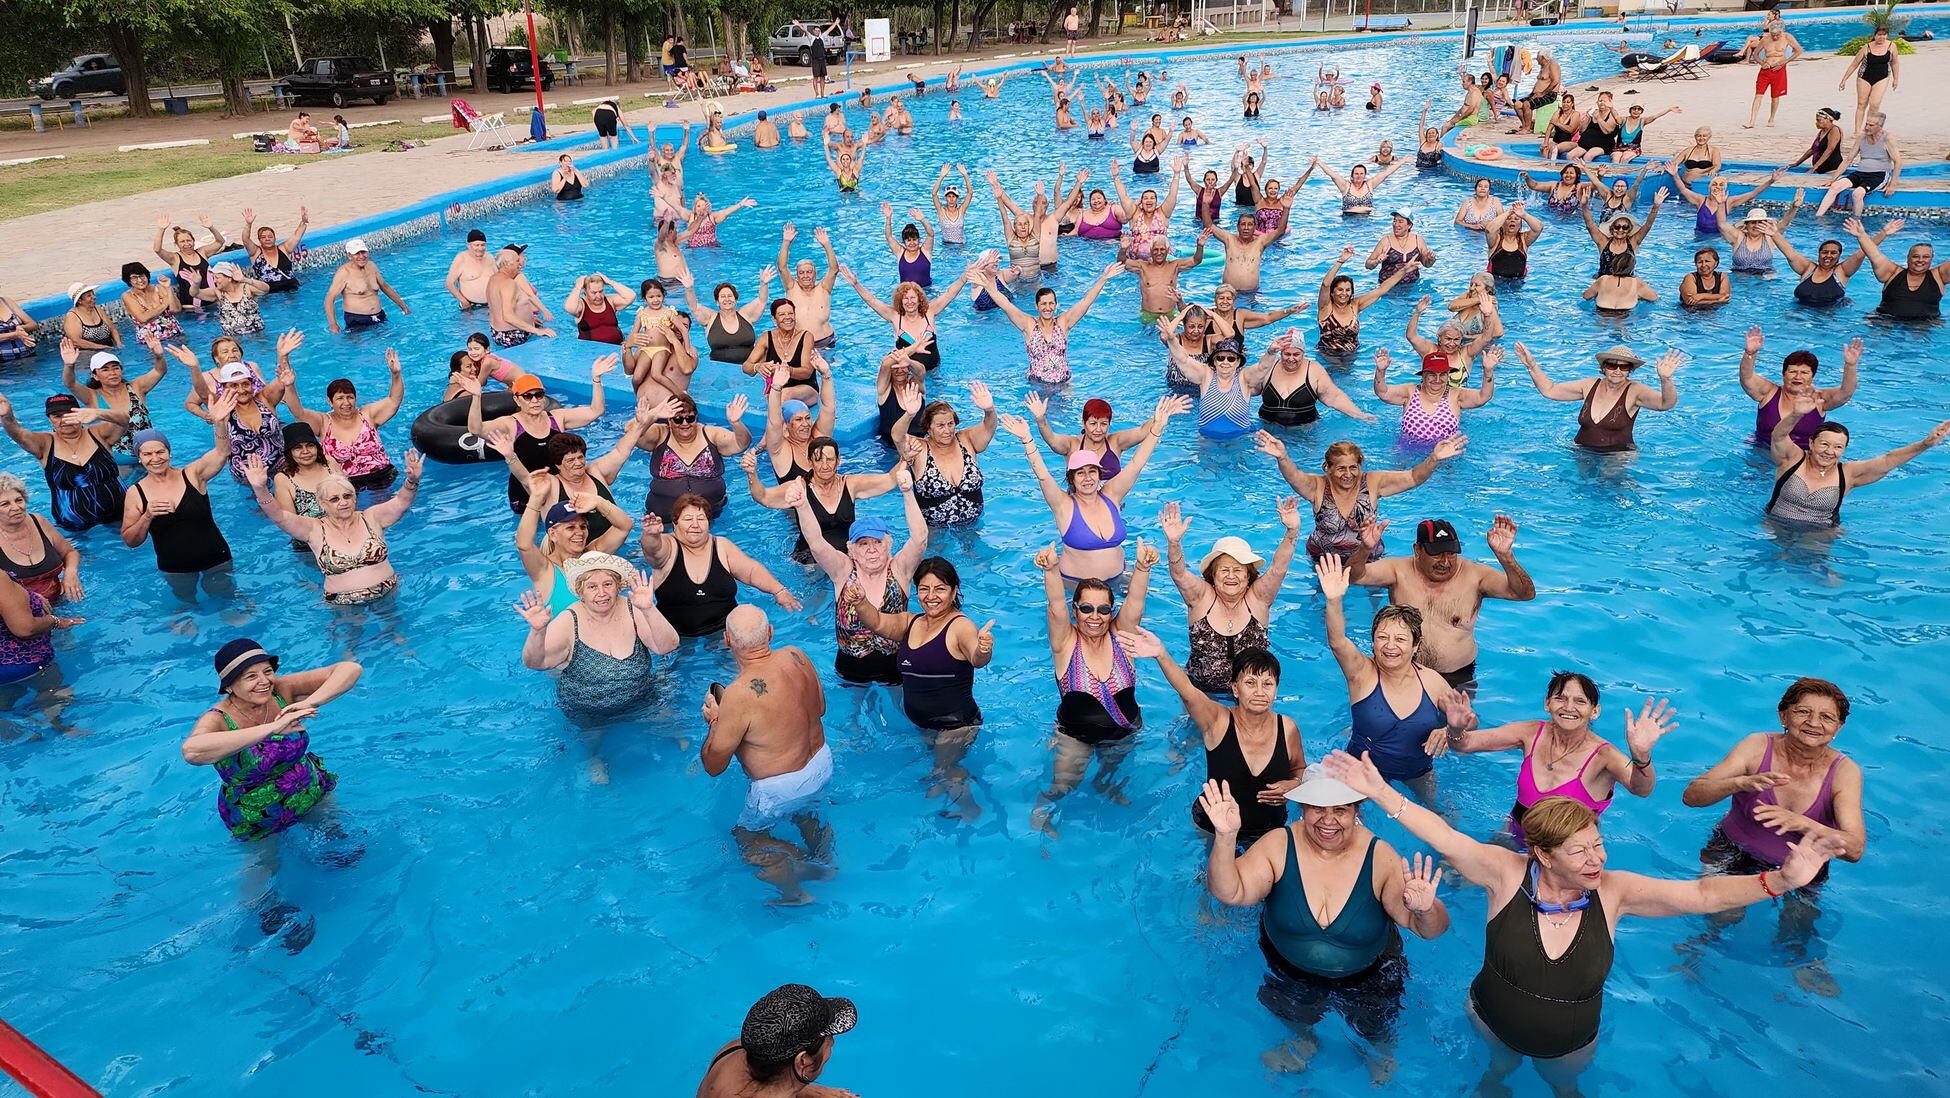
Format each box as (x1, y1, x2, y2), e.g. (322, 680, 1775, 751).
(0, 121, 461, 222)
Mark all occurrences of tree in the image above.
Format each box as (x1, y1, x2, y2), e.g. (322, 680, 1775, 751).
(40, 0, 172, 117)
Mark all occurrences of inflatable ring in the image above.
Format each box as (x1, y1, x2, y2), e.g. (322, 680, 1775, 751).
(702, 144, 736, 154)
(1473, 145, 1504, 161)
(1175, 246, 1228, 267)
(410, 391, 561, 465)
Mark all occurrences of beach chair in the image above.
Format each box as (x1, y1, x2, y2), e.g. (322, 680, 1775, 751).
(451, 98, 511, 150)
(1632, 44, 1691, 80)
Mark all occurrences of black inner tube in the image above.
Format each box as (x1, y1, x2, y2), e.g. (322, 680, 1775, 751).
(410, 391, 561, 464)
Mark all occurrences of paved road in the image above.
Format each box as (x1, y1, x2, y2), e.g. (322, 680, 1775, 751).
(0, 81, 286, 113)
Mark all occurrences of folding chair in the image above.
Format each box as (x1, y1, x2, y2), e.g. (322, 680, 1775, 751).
(1656, 45, 1702, 81)
(1632, 45, 1685, 80)
(451, 97, 511, 150)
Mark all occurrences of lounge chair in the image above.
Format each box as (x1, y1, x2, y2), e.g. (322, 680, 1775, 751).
(451, 98, 511, 150)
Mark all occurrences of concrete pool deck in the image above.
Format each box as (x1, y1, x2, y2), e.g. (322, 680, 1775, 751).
(1445, 40, 1950, 202)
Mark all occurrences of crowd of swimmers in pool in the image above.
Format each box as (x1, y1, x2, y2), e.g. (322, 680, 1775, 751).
(0, 25, 1937, 1098)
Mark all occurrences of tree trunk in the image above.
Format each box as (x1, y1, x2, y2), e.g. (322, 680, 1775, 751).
(428, 17, 456, 78)
(967, 0, 997, 49)
(220, 72, 250, 118)
(671, 0, 689, 41)
(603, 9, 618, 85)
(622, 12, 642, 82)
(104, 21, 153, 117)
(951, 0, 963, 50)
(1088, 0, 1103, 37)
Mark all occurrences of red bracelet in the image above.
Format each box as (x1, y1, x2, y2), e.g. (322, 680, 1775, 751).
(1759, 870, 1781, 899)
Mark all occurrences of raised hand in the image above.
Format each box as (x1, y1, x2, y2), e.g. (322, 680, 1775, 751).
(1624, 697, 1677, 759)
(591, 353, 621, 379)
(1777, 832, 1846, 890)
(1486, 514, 1518, 556)
(974, 618, 996, 657)
(1440, 691, 1476, 733)
(739, 448, 759, 475)
(1401, 853, 1444, 913)
(478, 419, 517, 457)
(725, 393, 749, 422)
(1024, 391, 1049, 419)
(1159, 500, 1189, 543)
(1033, 542, 1059, 570)
(1197, 778, 1242, 835)
(276, 328, 305, 358)
(1315, 553, 1351, 599)
(968, 380, 994, 411)
(1319, 749, 1388, 800)
(627, 568, 657, 611)
(1744, 327, 1765, 359)
(996, 413, 1031, 442)
(1277, 495, 1301, 532)
(515, 589, 554, 630)
(1253, 429, 1289, 462)
(1134, 537, 1159, 570)
(241, 454, 269, 489)
(1359, 517, 1389, 552)
(896, 382, 924, 414)
(1432, 433, 1467, 462)
(1655, 349, 1684, 380)
(402, 449, 424, 481)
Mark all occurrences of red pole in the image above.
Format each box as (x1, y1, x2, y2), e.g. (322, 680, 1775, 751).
(0, 1020, 98, 1098)
(1364, 0, 1371, 29)
(524, 0, 545, 114)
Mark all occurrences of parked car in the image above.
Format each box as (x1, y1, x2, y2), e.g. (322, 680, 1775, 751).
(483, 46, 555, 93)
(767, 23, 848, 66)
(281, 56, 396, 108)
(32, 54, 126, 100)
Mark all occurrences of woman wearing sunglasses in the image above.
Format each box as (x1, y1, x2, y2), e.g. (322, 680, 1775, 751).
(639, 393, 752, 522)
(1027, 539, 1157, 839)
(458, 356, 616, 513)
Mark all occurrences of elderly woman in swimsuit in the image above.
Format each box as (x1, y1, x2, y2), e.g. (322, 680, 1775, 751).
(1313, 156, 1405, 216)
(838, 265, 974, 374)
(1665, 164, 1781, 235)
(1162, 498, 1301, 696)
(1514, 343, 1682, 454)
(1405, 296, 1495, 385)
(1365, 211, 1436, 287)
(1025, 392, 1188, 475)
(243, 451, 422, 606)
(1108, 159, 1186, 260)
(1257, 433, 1464, 561)
(1716, 201, 1802, 274)
(744, 438, 900, 562)
(1738, 327, 1861, 449)
(1538, 92, 1588, 161)
(1254, 330, 1376, 427)
(152, 214, 228, 317)
(1762, 396, 1949, 531)
(1447, 275, 1505, 343)
(974, 260, 1124, 386)
(1315, 245, 1415, 364)
(1672, 127, 1723, 183)
(999, 397, 1181, 583)
(1441, 672, 1673, 847)
(1516, 166, 1587, 214)
(897, 383, 1000, 529)
(1485, 204, 1546, 281)
(0, 474, 83, 605)
(1026, 538, 1160, 839)
(515, 553, 679, 727)
(1454, 179, 1505, 234)
(514, 477, 634, 614)
(1375, 346, 1499, 449)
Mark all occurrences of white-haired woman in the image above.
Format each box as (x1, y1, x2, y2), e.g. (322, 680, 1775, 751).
(515, 552, 680, 717)
(243, 450, 422, 605)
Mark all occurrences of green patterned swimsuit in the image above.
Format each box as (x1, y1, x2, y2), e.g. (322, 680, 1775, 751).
(212, 700, 336, 841)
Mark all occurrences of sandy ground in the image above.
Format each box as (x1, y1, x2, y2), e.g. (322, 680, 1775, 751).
(1453, 40, 1948, 186)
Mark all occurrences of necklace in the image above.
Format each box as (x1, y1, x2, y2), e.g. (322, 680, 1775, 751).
(1542, 729, 1588, 770)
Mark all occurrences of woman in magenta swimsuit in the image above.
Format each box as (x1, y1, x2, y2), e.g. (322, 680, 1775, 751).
(1069, 190, 1124, 239)
(998, 397, 1181, 582)
(1738, 327, 1861, 449)
(1440, 671, 1675, 847)
(1372, 346, 1498, 449)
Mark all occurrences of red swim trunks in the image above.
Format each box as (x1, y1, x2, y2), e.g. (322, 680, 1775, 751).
(1756, 66, 1788, 98)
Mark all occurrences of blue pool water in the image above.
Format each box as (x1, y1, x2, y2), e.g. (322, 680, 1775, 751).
(4, 19, 1950, 1096)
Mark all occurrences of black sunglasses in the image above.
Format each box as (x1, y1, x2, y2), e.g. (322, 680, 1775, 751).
(517, 391, 547, 400)
(667, 414, 697, 425)
(1075, 602, 1115, 616)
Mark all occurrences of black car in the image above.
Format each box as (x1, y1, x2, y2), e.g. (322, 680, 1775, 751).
(33, 54, 126, 100)
(484, 47, 555, 93)
(281, 56, 397, 107)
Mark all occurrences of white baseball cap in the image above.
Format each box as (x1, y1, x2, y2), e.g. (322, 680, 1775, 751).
(344, 237, 370, 255)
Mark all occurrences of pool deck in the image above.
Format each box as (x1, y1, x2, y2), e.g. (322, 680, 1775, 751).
(7, 8, 1949, 310)
(1444, 40, 1950, 205)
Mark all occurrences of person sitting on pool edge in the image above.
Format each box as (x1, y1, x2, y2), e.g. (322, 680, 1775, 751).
(697, 983, 857, 1096)
(1199, 767, 1449, 1080)
(1346, 516, 1535, 695)
(702, 605, 834, 906)
(322, 239, 411, 334)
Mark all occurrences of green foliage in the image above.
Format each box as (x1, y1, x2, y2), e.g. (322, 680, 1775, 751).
(1836, 34, 1914, 56)
(505, 23, 528, 47)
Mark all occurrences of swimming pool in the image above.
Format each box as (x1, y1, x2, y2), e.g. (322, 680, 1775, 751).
(3, 18, 1948, 1096)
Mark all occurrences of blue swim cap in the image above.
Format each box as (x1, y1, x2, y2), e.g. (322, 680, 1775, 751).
(849, 517, 891, 542)
(131, 428, 170, 453)
(781, 399, 811, 419)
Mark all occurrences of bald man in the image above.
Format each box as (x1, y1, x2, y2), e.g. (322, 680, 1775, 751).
(702, 605, 833, 904)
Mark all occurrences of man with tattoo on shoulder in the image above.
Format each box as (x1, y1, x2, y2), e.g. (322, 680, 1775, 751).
(701, 604, 835, 904)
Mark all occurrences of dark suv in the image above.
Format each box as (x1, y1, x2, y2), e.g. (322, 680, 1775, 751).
(484, 47, 555, 93)
(281, 56, 397, 107)
(33, 54, 126, 100)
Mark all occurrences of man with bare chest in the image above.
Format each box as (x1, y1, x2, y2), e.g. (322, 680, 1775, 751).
(1131, 233, 1209, 321)
(1348, 516, 1535, 693)
(701, 605, 834, 904)
(487, 245, 555, 347)
(322, 238, 410, 333)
